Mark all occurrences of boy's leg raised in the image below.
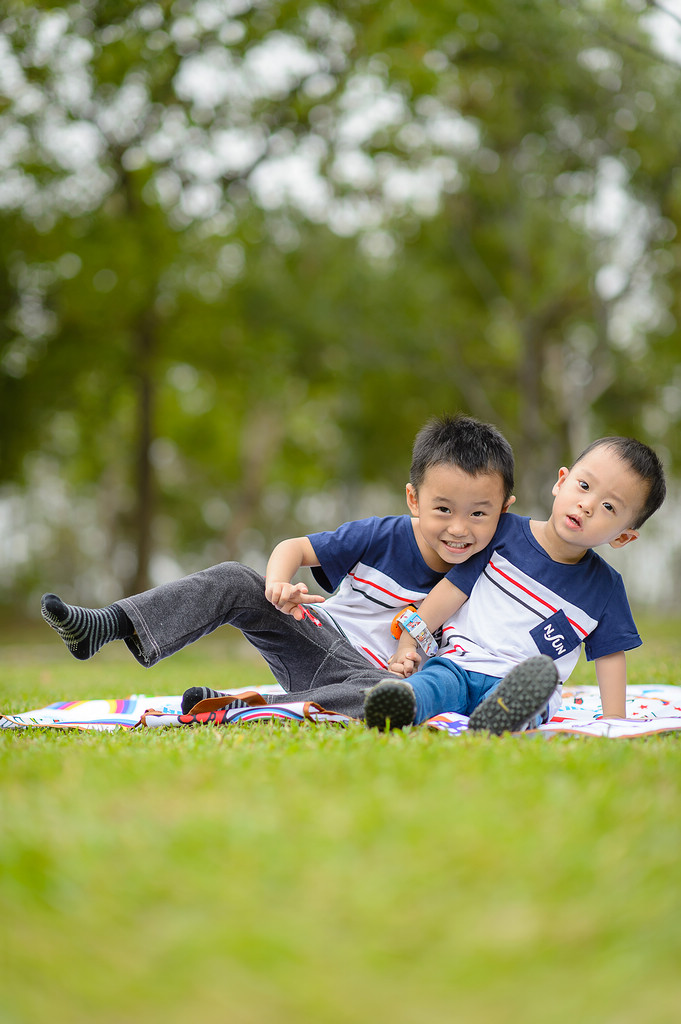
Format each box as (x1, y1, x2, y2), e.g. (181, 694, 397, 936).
(41, 563, 322, 668)
(41, 563, 386, 719)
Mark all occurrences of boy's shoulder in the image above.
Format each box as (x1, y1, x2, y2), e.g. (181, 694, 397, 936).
(309, 514, 443, 593)
(310, 515, 420, 565)
(494, 510, 526, 537)
(309, 514, 411, 544)
(484, 510, 531, 552)
(493, 512, 626, 599)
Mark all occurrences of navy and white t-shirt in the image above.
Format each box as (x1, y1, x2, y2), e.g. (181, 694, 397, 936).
(441, 513, 640, 691)
(307, 516, 448, 670)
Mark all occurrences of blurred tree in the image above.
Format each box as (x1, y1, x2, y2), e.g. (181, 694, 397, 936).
(1, 0, 680, 602)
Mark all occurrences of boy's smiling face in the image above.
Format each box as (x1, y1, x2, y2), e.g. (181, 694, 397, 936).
(407, 463, 513, 573)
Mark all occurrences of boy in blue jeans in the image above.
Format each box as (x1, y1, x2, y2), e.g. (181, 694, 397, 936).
(40, 415, 517, 723)
(364, 436, 666, 733)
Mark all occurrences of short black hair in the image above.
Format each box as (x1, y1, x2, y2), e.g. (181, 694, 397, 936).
(410, 414, 514, 502)
(571, 436, 666, 529)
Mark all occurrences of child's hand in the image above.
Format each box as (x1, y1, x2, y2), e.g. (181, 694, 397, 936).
(388, 649, 422, 677)
(265, 581, 325, 620)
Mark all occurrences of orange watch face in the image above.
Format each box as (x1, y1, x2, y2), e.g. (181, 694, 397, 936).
(390, 604, 417, 640)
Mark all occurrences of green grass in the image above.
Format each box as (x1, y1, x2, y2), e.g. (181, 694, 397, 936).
(2, 619, 681, 1024)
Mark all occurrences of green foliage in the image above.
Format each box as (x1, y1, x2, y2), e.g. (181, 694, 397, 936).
(2, 0, 681, 598)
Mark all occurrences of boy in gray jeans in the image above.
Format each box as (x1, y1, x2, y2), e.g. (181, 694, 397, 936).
(41, 414, 534, 726)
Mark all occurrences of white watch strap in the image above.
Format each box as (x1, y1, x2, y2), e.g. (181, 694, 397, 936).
(396, 610, 439, 657)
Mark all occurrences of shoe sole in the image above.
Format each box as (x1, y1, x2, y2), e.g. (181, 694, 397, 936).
(365, 680, 415, 731)
(467, 656, 558, 735)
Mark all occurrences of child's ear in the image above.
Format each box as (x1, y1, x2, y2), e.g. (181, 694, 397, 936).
(609, 529, 639, 549)
(502, 495, 516, 513)
(405, 483, 419, 516)
(551, 467, 570, 498)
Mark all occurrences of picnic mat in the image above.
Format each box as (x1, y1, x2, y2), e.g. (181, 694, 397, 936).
(2, 684, 681, 738)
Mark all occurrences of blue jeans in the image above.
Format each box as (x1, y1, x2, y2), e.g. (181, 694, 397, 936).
(411, 657, 502, 723)
(411, 657, 550, 727)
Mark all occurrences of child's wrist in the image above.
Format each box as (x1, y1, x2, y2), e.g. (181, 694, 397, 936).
(396, 638, 418, 657)
(395, 610, 438, 657)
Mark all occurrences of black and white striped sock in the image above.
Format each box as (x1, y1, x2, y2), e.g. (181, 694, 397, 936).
(181, 686, 253, 716)
(41, 594, 133, 660)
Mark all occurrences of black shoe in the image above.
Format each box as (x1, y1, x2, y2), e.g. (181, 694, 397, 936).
(467, 656, 558, 735)
(364, 679, 416, 731)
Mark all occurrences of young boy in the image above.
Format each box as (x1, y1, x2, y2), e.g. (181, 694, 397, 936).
(40, 415, 516, 721)
(364, 436, 666, 734)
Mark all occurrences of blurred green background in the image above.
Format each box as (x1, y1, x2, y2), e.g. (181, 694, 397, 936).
(2, 0, 681, 614)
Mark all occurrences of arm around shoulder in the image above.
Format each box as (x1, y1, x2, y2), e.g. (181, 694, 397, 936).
(418, 577, 469, 632)
(389, 577, 468, 677)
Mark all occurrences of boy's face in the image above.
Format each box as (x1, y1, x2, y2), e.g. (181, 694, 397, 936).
(406, 463, 513, 573)
(550, 446, 643, 554)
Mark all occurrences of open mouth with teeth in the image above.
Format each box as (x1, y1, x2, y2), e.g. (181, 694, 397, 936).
(443, 540, 472, 551)
(566, 514, 582, 529)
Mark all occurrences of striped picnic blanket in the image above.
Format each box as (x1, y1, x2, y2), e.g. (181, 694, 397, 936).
(3, 684, 681, 737)
(0, 690, 347, 731)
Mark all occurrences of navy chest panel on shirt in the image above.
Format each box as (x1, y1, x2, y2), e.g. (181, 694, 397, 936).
(530, 609, 582, 659)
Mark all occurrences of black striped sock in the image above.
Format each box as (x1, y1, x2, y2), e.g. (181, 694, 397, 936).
(181, 686, 252, 716)
(40, 594, 133, 660)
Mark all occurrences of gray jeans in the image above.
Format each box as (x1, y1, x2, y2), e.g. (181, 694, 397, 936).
(118, 562, 388, 719)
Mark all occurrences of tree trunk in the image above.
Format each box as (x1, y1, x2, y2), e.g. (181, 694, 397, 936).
(131, 312, 155, 594)
(222, 404, 285, 559)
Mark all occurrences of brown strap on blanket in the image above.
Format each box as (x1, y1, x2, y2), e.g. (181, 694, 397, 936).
(302, 701, 358, 721)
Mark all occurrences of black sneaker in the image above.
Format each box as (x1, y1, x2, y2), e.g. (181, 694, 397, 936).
(467, 655, 558, 735)
(364, 679, 416, 731)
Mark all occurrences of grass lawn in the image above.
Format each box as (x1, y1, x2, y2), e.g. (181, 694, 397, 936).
(1, 617, 681, 1023)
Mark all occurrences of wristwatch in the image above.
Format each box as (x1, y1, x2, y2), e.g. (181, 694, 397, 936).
(395, 609, 439, 657)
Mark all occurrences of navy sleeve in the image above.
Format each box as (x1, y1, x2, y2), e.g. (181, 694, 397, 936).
(307, 518, 380, 593)
(584, 575, 641, 660)
(444, 547, 492, 596)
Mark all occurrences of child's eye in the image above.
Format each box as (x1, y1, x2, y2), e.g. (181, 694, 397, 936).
(603, 502, 615, 513)
(436, 506, 451, 514)
(471, 511, 486, 518)
(579, 480, 589, 491)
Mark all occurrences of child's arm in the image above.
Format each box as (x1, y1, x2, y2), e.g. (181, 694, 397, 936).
(594, 650, 627, 719)
(389, 577, 468, 677)
(265, 537, 325, 620)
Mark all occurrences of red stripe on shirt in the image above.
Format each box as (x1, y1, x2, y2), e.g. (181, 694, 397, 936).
(361, 647, 389, 669)
(348, 572, 413, 604)
(489, 560, 588, 637)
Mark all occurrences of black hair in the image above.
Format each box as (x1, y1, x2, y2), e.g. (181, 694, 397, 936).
(571, 436, 666, 529)
(410, 414, 514, 502)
